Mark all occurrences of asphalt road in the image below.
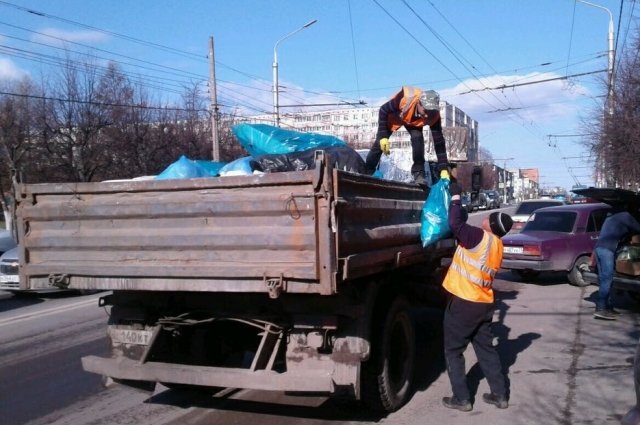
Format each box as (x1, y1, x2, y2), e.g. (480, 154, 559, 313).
(1, 207, 638, 425)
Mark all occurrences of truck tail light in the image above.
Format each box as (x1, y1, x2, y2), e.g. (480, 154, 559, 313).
(523, 245, 541, 256)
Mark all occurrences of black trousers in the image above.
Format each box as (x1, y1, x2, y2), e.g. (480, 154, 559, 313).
(364, 125, 425, 178)
(443, 294, 506, 401)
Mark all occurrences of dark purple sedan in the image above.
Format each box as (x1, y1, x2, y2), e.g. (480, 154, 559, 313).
(501, 203, 611, 285)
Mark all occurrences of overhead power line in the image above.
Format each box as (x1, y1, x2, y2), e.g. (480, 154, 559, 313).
(459, 69, 607, 94)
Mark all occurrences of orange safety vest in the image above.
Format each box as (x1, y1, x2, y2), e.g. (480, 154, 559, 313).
(387, 86, 429, 131)
(442, 231, 503, 303)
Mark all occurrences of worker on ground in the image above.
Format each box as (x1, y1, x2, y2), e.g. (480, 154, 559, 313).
(441, 175, 512, 412)
(364, 86, 449, 189)
(593, 207, 640, 320)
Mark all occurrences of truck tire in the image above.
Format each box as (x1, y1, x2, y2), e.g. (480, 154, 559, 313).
(361, 296, 415, 413)
(568, 256, 590, 287)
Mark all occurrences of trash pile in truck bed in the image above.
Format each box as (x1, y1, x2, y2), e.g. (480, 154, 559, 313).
(155, 123, 431, 184)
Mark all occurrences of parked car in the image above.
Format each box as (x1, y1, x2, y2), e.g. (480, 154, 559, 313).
(461, 193, 474, 213)
(501, 202, 611, 285)
(510, 199, 565, 233)
(0, 246, 19, 290)
(472, 191, 489, 210)
(484, 190, 501, 209)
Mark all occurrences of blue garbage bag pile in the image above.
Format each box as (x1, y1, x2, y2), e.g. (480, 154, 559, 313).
(156, 124, 364, 179)
(156, 155, 225, 180)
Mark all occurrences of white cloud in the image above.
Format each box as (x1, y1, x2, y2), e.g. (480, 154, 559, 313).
(0, 58, 28, 81)
(32, 28, 109, 46)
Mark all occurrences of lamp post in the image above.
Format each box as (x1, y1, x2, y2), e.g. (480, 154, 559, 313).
(577, 0, 615, 187)
(576, 0, 614, 115)
(272, 19, 317, 127)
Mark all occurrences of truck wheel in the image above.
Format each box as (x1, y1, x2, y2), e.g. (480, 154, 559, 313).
(361, 296, 415, 413)
(568, 256, 590, 287)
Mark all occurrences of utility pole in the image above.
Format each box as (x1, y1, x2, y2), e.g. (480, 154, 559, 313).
(494, 158, 514, 204)
(208, 36, 220, 161)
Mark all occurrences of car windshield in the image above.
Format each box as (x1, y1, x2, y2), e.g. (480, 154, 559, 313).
(523, 211, 576, 233)
(515, 201, 562, 215)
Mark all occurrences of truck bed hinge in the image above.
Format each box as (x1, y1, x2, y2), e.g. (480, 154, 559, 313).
(49, 273, 70, 289)
(264, 274, 286, 299)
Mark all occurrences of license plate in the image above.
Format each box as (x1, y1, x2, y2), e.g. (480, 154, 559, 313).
(0, 274, 19, 283)
(504, 246, 524, 254)
(109, 328, 154, 345)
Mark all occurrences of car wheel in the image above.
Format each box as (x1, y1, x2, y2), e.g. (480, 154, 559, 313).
(568, 256, 591, 287)
(511, 270, 540, 281)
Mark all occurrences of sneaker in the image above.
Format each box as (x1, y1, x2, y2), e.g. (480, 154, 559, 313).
(482, 392, 508, 409)
(593, 309, 617, 320)
(606, 307, 621, 315)
(442, 396, 472, 412)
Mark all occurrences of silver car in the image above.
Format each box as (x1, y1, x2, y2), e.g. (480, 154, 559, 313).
(0, 246, 19, 290)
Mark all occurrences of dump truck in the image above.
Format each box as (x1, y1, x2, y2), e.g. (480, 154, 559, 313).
(12, 151, 454, 412)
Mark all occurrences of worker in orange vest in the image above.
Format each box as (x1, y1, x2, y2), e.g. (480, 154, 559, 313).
(364, 86, 448, 189)
(440, 178, 513, 412)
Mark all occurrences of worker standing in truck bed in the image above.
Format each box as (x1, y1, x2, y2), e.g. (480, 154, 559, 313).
(364, 86, 449, 189)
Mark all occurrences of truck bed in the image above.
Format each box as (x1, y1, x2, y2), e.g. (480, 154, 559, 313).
(14, 154, 453, 296)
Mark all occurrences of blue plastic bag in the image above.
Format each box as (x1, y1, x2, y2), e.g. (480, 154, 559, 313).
(218, 156, 254, 176)
(420, 177, 452, 247)
(232, 123, 346, 157)
(156, 155, 224, 180)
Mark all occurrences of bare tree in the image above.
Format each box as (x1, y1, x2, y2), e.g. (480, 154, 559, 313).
(40, 55, 115, 182)
(0, 78, 42, 227)
(587, 27, 640, 189)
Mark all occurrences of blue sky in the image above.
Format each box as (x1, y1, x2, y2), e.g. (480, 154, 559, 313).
(0, 0, 636, 191)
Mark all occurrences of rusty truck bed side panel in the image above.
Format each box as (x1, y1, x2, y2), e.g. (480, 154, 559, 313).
(15, 159, 449, 295)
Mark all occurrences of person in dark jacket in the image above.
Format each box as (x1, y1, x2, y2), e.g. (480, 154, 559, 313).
(440, 180, 513, 412)
(364, 86, 448, 188)
(593, 208, 640, 320)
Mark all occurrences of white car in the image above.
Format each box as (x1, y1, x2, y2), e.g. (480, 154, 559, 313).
(0, 246, 19, 290)
(510, 199, 565, 233)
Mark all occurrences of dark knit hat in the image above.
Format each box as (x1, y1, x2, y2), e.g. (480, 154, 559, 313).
(489, 212, 513, 237)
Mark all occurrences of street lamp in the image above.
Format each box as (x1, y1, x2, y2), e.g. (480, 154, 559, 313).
(272, 19, 317, 127)
(576, 0, 614, 115)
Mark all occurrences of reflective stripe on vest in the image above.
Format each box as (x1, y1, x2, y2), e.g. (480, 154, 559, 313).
(388, 86, 427, 131)
(400, 87, 421, 120)
(442, 232, 503, 303)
